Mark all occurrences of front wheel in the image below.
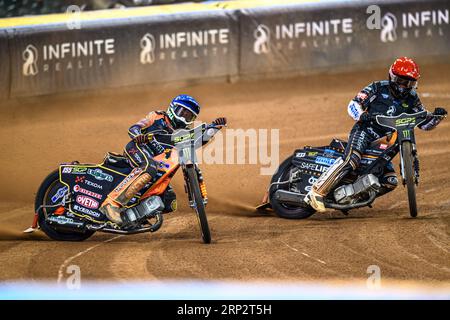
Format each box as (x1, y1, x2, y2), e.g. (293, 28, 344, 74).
(401, 142, 418, 217)
(186, 166, 211, 244)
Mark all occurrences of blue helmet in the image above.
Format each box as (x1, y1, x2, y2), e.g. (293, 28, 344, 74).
(167, 94, 200, 129)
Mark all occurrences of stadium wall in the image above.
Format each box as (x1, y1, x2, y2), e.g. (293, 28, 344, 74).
(0, 0, 449, 99)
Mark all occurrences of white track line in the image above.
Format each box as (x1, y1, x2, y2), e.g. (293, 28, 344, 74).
(57, 235, 122, 284)
(281, 241, 326, 265)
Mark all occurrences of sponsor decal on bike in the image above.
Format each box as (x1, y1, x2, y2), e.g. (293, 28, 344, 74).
(47, 215, 84, 227)
(76, 195, 99, 209)
(72, 167, 88, 174)
(51, 186, 68, 203)
(62, 167, 72, 174)
(395, 117, 416, 126)
(73, 204, 101, 218)
(315, 156, 336, 166)
(73, 184, 102, 200)
(84, 179, 103, 190)
(75, 176, 85, 183)
(87, 168, 113, 182)
(299, 162, 328, 173)
(308, 176, 318, 185)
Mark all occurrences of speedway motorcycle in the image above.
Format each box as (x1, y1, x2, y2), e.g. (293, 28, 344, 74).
(25, 123, 220, 243)
(257, 111, 446, 219)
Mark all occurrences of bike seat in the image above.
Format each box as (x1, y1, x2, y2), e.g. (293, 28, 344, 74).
(329, 138, 347, 150)
(102, 152, 132, 174)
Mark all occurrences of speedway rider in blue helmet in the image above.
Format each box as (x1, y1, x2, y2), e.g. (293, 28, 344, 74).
(100, 94, 227, 224)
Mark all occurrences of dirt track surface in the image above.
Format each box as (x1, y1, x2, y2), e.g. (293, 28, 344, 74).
(0, 63, 449, 287)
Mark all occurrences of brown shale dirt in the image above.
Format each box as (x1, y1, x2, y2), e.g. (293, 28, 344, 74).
(0, 63, 449, 289)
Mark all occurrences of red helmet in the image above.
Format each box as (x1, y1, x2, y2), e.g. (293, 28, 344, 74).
(389, 57, 420, 98)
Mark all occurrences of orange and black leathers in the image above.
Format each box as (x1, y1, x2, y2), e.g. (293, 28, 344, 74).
(314, 81, 440, 197)
(124, 111, 174, 176)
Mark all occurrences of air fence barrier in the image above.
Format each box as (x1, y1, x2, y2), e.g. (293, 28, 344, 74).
(0, 0, 448, 99)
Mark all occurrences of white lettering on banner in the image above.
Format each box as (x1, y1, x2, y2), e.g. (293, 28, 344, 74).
(275, 19, 353, 38)
(139, 29, 230, 65)
(253, 18, 353, 54)
(159, 29, 229, 49)
(380, 9, 449, 43)
(42, 39, 115, 60)
(22, 38, 116, 77)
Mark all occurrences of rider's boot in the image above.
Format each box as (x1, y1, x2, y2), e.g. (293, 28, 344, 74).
(305, 154, 356, 212)
(99, 168, 153, 224)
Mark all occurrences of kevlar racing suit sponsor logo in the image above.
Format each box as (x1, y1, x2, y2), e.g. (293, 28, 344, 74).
(253, 17, 353, 54)
(387, 105, 396, 116)
(51, 186, 68, 203)
(87, 168, 113, 182)
(299, 162, 329, 173)
(114, 168, 143, 192)
(315, 156, 336, 166)
(74, 184, 102, 200)
(295, 152, 306, 158)
(380, 9, 448, 43)
(22, 38, 115, 77)
(139, 28, 230, 65)
(76, 195, 99, 209)
(73, 204, 101, 218)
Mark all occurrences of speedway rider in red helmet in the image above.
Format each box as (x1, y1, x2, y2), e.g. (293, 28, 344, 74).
(306, 57, 447, 212)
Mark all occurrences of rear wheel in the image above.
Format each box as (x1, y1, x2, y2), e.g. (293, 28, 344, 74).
(186, 166, 211, 244)
(35, 170, 95, 241)
(401, 142, 418, 217)
(269, 156, 316, 219)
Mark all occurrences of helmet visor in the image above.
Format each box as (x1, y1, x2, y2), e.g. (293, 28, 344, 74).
(173, 104, 197, 124)
(390, 70, 417, 89)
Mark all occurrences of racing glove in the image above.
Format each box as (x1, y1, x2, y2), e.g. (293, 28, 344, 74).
(148, 137, 165, 155)
(433, 107, 448, 117)
(212, 117, 227, 127)
(134, 134, 149, 145)
(358, 112, 372, 123)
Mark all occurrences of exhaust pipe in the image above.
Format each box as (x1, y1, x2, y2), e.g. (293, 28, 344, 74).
(273, 190, 306, 205)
